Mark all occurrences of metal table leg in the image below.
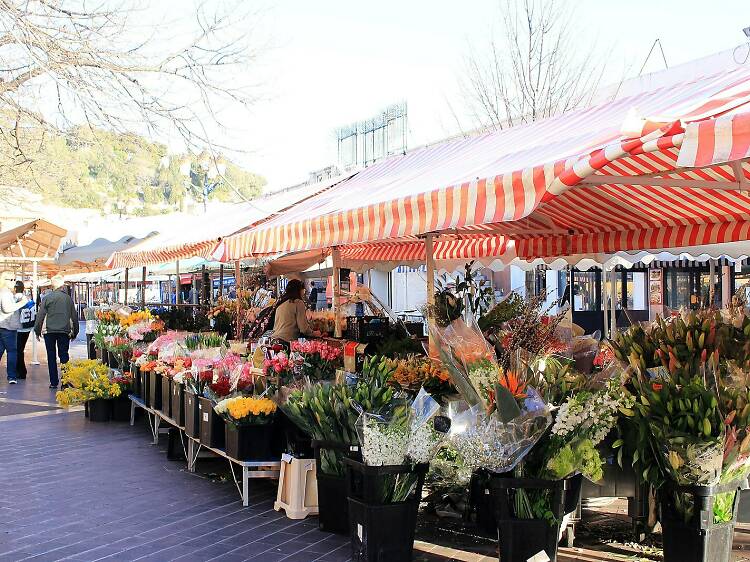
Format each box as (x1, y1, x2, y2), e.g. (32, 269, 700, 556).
(242, 465, 249, 507)
(130, 400, 135, 426)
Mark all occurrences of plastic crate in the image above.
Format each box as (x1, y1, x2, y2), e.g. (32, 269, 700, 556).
(346, 316, 389, 343)
(660, 480, 742, 562)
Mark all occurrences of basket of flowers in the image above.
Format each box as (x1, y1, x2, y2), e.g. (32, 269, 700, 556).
(215, 396, 277, 460)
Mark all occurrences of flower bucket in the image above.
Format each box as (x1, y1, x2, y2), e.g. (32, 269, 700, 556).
(160, 375, 172, 418)
(488, 474, 582, 562)
(198, 396, 225, 449)
(87, 398, 111, 422)
(313, 440, 359, 534)
(344, 458, 428, 562)
(171, 381, 185, 425)
(184, 390, 200, 438)
(148, 371, 162, 410)
(224, 422, 274, 461)
(659, 480, 742, 562)
(111, 395, 131, 422)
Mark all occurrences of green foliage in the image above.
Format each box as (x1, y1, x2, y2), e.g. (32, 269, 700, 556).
(5, 126, 265, 213)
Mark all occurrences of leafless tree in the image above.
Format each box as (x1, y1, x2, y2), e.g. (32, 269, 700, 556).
(460, 0, 605, 131)
(0, 0, 262, 191)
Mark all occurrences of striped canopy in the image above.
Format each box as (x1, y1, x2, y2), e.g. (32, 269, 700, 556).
(215, 56, 750, 264)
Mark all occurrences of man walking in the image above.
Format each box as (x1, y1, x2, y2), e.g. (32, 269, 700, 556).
(0, 271, 28, 384)
(34, 276, 78, 389)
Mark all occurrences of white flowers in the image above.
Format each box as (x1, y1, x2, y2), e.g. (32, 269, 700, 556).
(361, 417, 409, 466)
(551, 379, 635, 446)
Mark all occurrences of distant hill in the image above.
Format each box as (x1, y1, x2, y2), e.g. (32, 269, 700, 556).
(3, 127, 266, 216)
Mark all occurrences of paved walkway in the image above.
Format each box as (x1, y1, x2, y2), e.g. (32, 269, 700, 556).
(0, 335, 354, 562)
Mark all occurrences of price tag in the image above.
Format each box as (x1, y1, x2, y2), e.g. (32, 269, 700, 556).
(202, 413, 209, 422)
(281, 453, 293, 463)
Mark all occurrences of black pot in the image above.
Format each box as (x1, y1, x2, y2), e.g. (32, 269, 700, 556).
(489, 474, 582, 562)
(171, 381, 185, 425)
(313, 440, 358, 534)
(111, 395, 131, 422)
(148, 371, 162, 410)
(224, 422, 274, 461)
(184, 390, 200, 438)
(161, 376, 172, 418)
(345, 459, 428, 561)
(198, 396, 225, 449)
(88, 398, 111, 422)
(348, 497, 419, 562)
(660, 481, 742, 562)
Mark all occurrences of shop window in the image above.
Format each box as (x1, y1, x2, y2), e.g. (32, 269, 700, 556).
(573, 271, 599, 312)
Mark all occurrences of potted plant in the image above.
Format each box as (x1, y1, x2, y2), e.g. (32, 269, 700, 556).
(55, 359, 122, 422)
(215, 395, 277, 460)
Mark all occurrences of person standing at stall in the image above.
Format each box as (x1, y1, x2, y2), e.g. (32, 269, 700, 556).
(308, 281, 319, 311)
(34, 276, 78, 389)
(272, 279, 320, 345)
(14, 281, 35, 379)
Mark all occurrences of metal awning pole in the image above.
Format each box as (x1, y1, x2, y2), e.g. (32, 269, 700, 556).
(175, 260, 181, 305)
(219, 264, 224, 299)
(234, 260, 242, 339)
(123, 268, 129, 305)
(141, 266, 147, 308)
(425, 232, 436, 319)
(31, 261, 39, 365)
(610, 268, 617, 337)
(709, 259, 716, 305)
(602, 267, 609, 340)
(332, 248, 342, 338)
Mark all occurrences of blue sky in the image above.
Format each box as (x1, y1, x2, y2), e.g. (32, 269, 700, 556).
(166, 0, 750, 189)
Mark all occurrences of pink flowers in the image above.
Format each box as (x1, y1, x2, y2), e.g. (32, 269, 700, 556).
(264, 352, 296, 385)
(290, 339, 342, 361)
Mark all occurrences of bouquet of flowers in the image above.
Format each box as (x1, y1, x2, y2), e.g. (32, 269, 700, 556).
(208, 298, 236, 338)
(388, 355, 455, 400)
(290, 339, 342, 381)
(281, 356, 398, 475)
(355, 388, 451, 502)
(612, 308, 750, 523)
(214, 395, 277, 426)
(264, 352, 296, 387)
(56, 359, 122, 407)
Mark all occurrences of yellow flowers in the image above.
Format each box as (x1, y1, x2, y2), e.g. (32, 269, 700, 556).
(120, 310, 153, 328)
(56, 359, 121, 407)
(668, 451, 685, 471)
(225, 396, 277, 423)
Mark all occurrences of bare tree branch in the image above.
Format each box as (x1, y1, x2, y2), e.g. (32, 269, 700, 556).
(460, 0, 605, 131)
(0, 0, 264, 194)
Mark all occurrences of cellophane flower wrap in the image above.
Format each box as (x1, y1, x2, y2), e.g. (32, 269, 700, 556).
(355, 388, 449, 502)
(429, 315, 552, 473)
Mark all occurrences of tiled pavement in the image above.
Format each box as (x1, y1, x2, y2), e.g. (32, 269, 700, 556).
(0, 336, 357, 562)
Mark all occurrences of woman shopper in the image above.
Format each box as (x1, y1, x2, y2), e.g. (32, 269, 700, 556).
(272, 279, 320, 345)
(34, 275, 78, 389)
(14, 281, 35, 379)
(0, 271, 28, 384)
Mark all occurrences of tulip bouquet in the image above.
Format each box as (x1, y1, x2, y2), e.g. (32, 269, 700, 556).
(612, 308, 750, 523)
(290, 339, 342, 381)
(264, 352, 296, 386)
(281, 356, 399, 475)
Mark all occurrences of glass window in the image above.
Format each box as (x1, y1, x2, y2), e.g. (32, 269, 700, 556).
(618, 271, 647, 310)
(573, 271, 599, 311)
(664, 270, 693, 311)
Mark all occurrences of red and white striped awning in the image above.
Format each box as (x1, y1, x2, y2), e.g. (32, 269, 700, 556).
(214, 59, 750, 264)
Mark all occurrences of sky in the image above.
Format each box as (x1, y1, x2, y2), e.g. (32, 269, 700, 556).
(159, 0, 750, 189)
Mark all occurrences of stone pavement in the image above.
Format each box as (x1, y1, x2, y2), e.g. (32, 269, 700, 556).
(0, 333, 356, 562)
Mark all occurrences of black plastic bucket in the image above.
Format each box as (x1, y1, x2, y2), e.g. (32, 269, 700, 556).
(88, 398, 111, 422)
(224, 422, 274, 461)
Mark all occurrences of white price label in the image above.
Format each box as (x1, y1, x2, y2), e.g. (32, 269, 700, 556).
(202, 413, 209, 422)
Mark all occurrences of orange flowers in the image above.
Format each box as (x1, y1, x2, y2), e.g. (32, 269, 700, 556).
(499, 370, 527, 399)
